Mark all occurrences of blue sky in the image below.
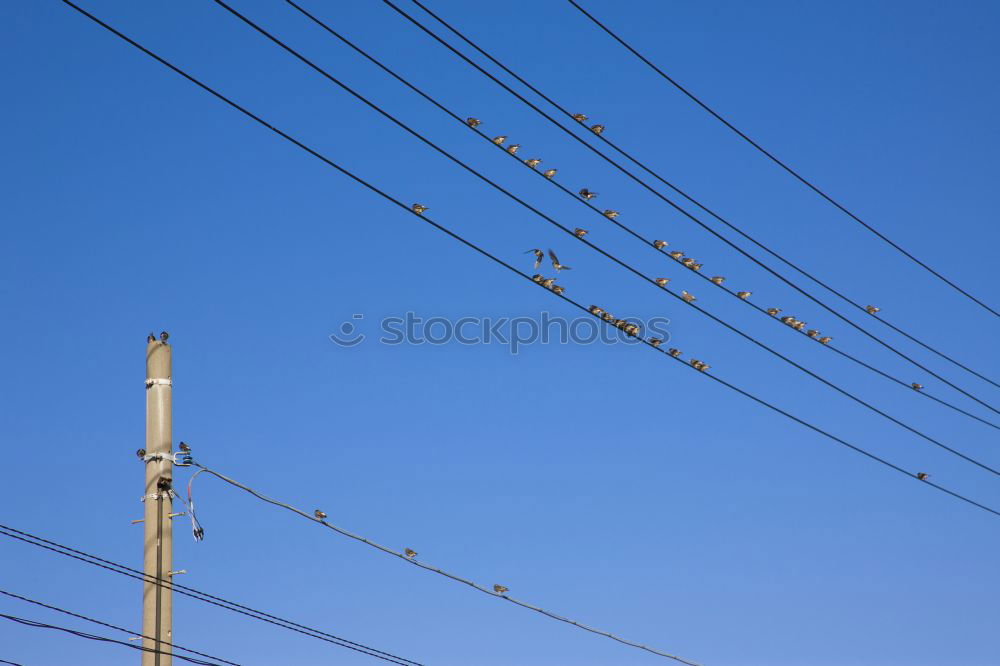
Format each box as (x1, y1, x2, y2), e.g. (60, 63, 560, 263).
(2, 1, 999, 664)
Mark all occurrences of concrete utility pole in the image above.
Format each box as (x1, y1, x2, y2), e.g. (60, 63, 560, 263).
(143, 332, 173, 666)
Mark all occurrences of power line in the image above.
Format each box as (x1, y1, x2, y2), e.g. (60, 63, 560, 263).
(0, 659, 25, 665)
(57, 0, 1000, 524)
(191, 463, 701, 665)
(563, 0, 1000, 319)
(0, 588, 241, 666)
(380, 0, 1000, 409)
(210, 0, 1000, 475)
(0, 524, 425, 666)
(0, 612, 223, 666)
(284, 0, 999, 433)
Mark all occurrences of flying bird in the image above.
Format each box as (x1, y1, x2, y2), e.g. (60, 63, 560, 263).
(710, 276, 725, 285)
(542, 168, 557, 179)
(911, 382, 924, 390)
(466, 117, 481, 128)
(652, 240, 667, 249)
(524, 158, 541, 168)
(314, 509, 327, 520)
(579, 188, 598, 200)
(493, 584, 509, 595)
(404, 548, 417, 559)
(865, 305, 881, 315)
(548, 249, 571, 272)
(506, 144, 520, 155)
(574, 228, 588, 237)
(411, 203, 428, 214)
(681, 291, 696, 303)
(654, 278, 670, 287)
(491, 135, 507, 145)
(736, 291, 751, 300)
(525, 248, 544, 269)
(571, 113, 588, 123)
(590, 124, 605, 135)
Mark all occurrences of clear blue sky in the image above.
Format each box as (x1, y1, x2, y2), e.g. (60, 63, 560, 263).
(2, 1, 998, 665)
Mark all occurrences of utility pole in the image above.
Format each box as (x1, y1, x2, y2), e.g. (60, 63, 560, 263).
(143, 332, 173, 666)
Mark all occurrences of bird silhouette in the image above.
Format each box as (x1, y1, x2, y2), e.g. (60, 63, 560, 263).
(548, 249, 571, 272)
(525, 248, 544, 269)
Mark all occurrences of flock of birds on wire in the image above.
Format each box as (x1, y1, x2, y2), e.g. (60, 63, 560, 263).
(403, 114, 913, 388)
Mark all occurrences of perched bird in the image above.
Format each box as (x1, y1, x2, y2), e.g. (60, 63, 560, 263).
(653, 240, 667, 249)
(541, 277, 558, 288)
(766, 308, 781, 316)
(780, 316, 795, 325)
(602, 312, 614, 322)
(136, 448, 146, 459)
(624, 325, 640, 337)
(314, 509, 327, 520)
(548, 249, 572, 272)
(818, 336, 832, 344)
(411, 203, 429, 214)
(590, 124, 605, 135)
(466, 117, 481, 128)
(916, 472, 929, 481)
(806, 329, 819, 338)
(552, 285, 565, 295)
(736, 291, 751, 300)
(654, 277, 670, 287)
(491, 135, 507, 145)
(179, 442, 191, 452)
(689, 359, 710, 372)
(579, 188, 598, 200)
(691, 262, 703, 271)
(681, 258, 695, 267)
(506, 144, 520, 155)
(542, 168, 557, 179)
(147, 333, 156, 343)
(668, 348, 682, 357)
(911, 382, 924, 390)
(649, 338, 663, 347)
(524, 158, 541, 168)
(493, 584, 509, 595)
(525, 248, 545, 269)
(531, 274, 544, 283)
(573, 228, 588, 238)
(404, 548, 417, 559)
(681, 291, 696, 303)
(710, 276, 725, 285)
(698, 363, 711, 372)
(668, 251, 684, 260)
(160, 331, 169, 342)
(603, 209, 619, 219)
(571, 113, 588, 123)
(589, 305, 604, 316)
(865, 305, 881, 315)
(792, 321, 806, 331)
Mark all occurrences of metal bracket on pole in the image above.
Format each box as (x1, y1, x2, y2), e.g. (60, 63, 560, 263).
(145, 378, 172, 389)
